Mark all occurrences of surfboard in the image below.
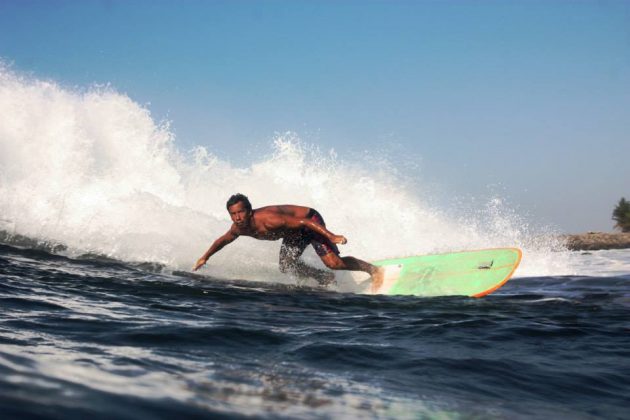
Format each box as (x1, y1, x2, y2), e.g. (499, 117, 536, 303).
(369, 248, 522, 297)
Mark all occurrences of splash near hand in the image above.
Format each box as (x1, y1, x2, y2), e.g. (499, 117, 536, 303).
(332, 235, 347, 245)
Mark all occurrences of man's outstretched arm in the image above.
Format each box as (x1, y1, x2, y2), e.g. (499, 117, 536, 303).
(272, 215, 347, 245)
(193, 228, 239, 271)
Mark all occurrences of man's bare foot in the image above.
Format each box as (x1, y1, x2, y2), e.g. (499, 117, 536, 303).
(370, 267, 385, 294)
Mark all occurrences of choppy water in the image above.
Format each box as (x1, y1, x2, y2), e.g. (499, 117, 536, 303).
(1, 242, 628, 419)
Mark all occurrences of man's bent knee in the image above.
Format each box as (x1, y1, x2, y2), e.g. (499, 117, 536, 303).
(321, 254, 344, 270)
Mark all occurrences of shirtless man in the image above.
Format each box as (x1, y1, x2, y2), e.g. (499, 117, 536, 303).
(193, 193, 384, 290)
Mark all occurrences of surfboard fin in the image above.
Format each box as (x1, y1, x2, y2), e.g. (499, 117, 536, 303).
(478, 260, 494, 270)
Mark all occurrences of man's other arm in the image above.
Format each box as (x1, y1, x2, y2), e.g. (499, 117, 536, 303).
(270, 215, 347, 245)
(193, 227, 239, 271)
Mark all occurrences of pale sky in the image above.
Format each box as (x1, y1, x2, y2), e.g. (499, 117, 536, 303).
(1, 0, 629, 232)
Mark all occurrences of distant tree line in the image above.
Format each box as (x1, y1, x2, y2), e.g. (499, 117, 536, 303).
(613, 198, 630, 232)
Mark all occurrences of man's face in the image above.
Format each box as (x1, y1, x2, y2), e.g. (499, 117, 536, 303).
(228, 201, 251, 228)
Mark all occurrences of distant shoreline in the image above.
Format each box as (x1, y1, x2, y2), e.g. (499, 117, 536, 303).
(561, 232, 630, 251)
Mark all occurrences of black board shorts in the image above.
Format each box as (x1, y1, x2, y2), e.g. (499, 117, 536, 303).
(282, 209, 340, 257)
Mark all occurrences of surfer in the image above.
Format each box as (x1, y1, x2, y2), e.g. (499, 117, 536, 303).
(193, 193, 384, 290)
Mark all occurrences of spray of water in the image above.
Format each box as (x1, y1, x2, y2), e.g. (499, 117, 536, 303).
(0, 64, 572, 282)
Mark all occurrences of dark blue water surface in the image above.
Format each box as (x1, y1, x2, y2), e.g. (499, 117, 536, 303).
(0, 242, 628, 419)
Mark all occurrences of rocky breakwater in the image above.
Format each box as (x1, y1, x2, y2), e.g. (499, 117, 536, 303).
(561, 232, 630, 251)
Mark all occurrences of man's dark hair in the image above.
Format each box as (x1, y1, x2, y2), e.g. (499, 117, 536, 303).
(226, 193, 252, 211)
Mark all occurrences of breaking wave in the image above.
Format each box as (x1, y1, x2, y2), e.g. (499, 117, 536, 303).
(0, 64, 570, 281)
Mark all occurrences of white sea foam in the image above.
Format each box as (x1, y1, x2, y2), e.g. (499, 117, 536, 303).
(565, 249, 630, 278)
(0, 64, 577, 281)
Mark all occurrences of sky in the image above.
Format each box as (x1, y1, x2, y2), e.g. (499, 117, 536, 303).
(0, 0, 628, 233)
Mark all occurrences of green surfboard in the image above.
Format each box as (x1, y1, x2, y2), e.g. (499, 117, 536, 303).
(370, 248, 522, 297)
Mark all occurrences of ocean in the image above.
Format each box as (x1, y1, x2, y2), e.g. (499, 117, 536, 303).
(1, 243, 629, 419)
(1, 65, 629, 419)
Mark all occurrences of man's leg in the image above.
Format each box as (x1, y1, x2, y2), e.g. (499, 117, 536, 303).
(279, 238, 334, 284)
(319, 253, 385, 293)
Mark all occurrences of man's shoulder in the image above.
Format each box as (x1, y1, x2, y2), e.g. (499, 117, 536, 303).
(254, 205, 288, 212)
(253, 208, 284, 222)
(255, 204, 308, 214)
(253, 205, 293, 217)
